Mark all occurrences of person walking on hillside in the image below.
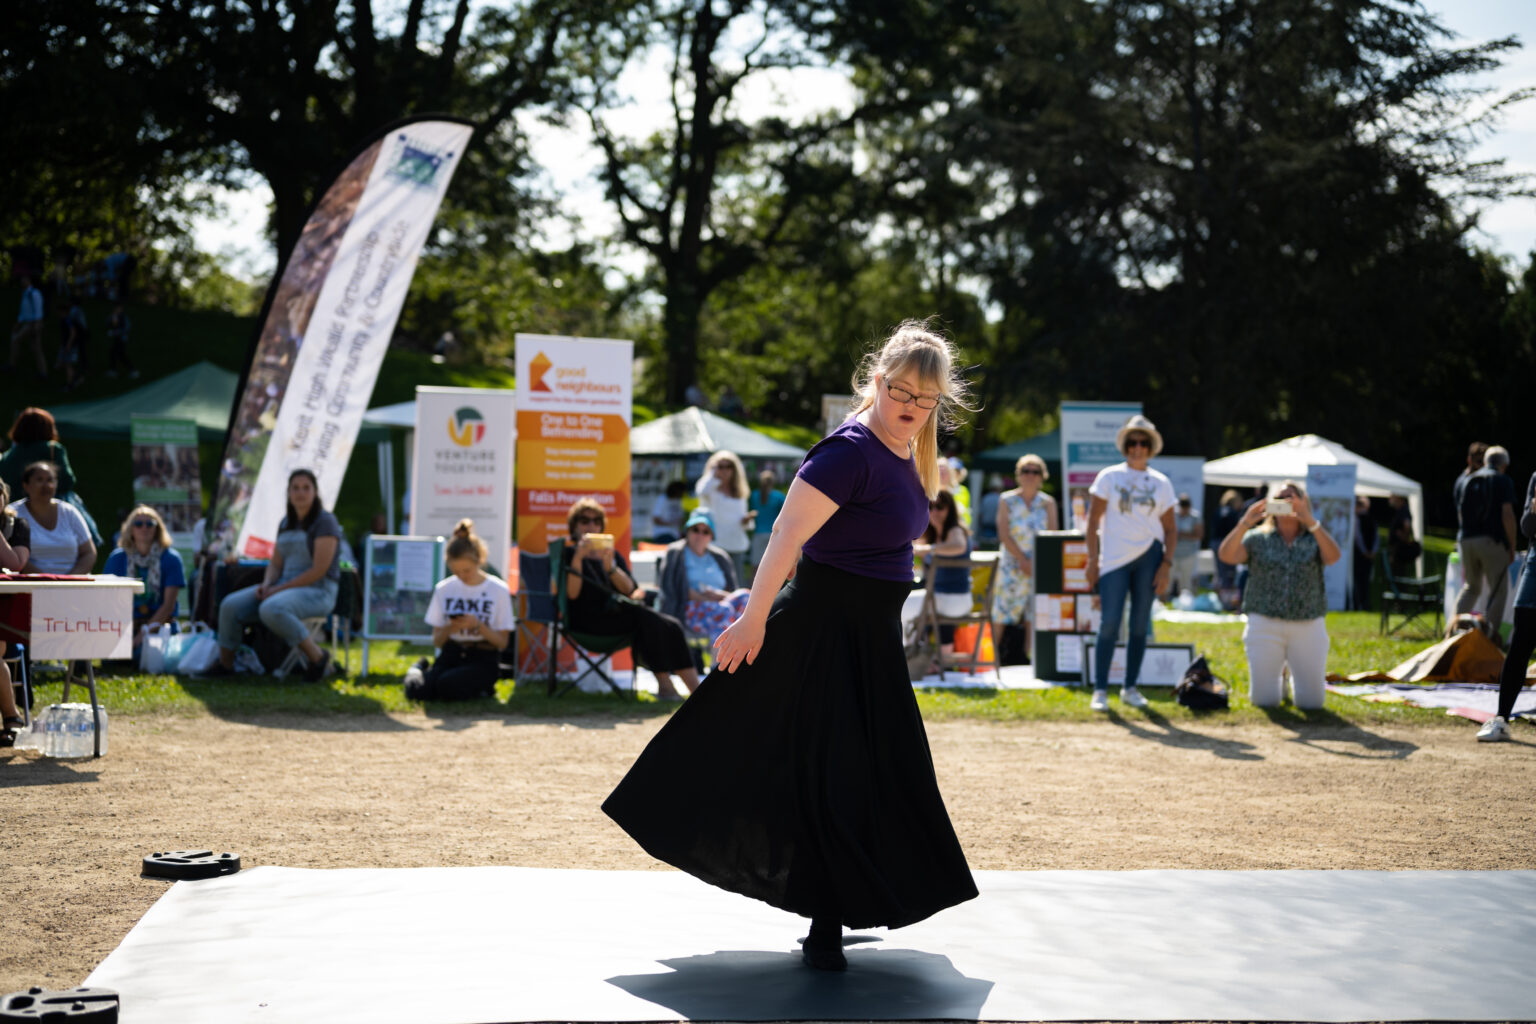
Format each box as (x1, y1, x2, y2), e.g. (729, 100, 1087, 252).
(1454, 445, 1518, 642)
(105, 303, 138, 378)
(6, 274, 47, 380)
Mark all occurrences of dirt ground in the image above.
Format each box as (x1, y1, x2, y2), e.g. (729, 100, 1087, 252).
(3, 709, 1534, 1009)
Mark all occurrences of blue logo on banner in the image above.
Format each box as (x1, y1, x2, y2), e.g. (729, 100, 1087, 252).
(389, 135, 454, 187)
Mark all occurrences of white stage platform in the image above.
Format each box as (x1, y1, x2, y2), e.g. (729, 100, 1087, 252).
(86, 866, 1535, 1023)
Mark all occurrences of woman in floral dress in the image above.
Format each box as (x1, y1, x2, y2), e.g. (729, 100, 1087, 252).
(993, 453, 1058, 659)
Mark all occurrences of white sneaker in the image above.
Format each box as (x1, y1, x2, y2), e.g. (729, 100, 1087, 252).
(1120, 686, 1149, 709)
(1476, 716, 1511, 742)
(1090, 690, 1110, 712)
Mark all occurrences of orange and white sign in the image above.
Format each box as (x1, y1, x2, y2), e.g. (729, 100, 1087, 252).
(514, 335, 633, 554)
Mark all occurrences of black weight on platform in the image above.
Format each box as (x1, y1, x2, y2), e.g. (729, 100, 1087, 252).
(0, 986, 119, 1022)
(142, 850, 241, 880)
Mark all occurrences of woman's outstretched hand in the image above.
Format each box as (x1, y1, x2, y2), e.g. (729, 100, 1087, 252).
(714, 615, 765, 674)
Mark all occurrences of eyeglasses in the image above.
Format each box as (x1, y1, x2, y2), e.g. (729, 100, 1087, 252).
(1018, 467, 1043, 476)
(885, 384, 941, 410)
(133, 519, 157, 529)
(1124, 437, 1152, 449)
(575, 514, 603, 526)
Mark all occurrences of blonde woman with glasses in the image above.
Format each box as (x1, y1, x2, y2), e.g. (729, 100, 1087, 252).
(605, 320, 979, 972)
(103, 505, 186, 667)
(695, 449, 752, 579)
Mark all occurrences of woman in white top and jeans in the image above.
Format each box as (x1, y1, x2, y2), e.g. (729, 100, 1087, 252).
(695, 450, 752, 580)
(1084, 415, 1177, 712)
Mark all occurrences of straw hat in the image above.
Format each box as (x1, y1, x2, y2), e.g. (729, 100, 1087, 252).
(1115, 414, 1164, 457)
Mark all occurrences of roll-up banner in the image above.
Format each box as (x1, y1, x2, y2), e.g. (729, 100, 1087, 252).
(514, 335, 633, 555)
(1059, 401, 1142, 530)
(411, 386, 517, 568)
(206, 117, 473, 560)
(1306, 463, 1357, 611)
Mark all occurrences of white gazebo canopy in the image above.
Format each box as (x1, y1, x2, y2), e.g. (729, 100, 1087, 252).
(1203, 433, 1423, 546)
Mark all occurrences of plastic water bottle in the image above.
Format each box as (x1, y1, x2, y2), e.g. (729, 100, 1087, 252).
(46, 703, 107, 758)
(40, 704, 63, 757)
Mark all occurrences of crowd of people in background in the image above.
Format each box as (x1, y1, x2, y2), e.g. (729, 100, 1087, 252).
(0, 325, 1531, 746)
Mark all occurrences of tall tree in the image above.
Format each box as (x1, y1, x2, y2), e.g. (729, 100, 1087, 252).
(581, 0, 867, 404)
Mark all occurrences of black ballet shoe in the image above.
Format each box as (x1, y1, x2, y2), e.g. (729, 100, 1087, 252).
(801, 938, 847, 971)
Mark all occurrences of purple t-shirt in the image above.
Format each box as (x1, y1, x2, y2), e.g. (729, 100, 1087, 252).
(797, 419, 928, 581)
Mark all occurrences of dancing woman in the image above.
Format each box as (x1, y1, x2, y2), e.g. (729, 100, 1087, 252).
(603, 320, 978, 971)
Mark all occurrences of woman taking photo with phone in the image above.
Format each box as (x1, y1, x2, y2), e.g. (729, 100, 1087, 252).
(1217, 480, 1341, 709)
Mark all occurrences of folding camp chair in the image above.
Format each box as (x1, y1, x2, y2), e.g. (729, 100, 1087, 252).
(550, 543, 632, 697)
(919, 553, 1002, 682)
(1378, 546, 1442, 637)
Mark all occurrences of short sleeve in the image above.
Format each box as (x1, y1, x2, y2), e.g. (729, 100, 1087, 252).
(489, 578, 516, 630)
(8, 516, 29, 551)
(1088, 466, 1114, 500)
(61, 502, 91, 545)
(103, 549, 126, 576)
(796, 435, 867, 507)
(425, 579, 450, 627)
(313, 512, 345, 540)
(1155, 475, 1177, 515)
(162, 549, 187, 588)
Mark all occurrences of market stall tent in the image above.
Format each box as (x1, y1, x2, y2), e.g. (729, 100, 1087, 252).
(629, 406, 806, 459)
(46, 361, 240, 441)
(1202, 434, 1423, 551)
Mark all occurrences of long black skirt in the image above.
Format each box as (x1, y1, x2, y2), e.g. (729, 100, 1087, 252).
(602, 557, 977, 930)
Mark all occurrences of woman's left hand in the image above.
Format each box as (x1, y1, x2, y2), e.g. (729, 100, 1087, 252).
(714, 614, 765, 674)
(1289, 489, 1317, 527)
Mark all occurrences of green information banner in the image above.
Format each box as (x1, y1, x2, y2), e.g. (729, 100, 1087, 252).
(130, 415, 203, 531)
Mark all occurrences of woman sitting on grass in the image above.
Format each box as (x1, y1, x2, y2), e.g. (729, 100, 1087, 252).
(102, 505, 186, 668)
(404, 519, 513, 702)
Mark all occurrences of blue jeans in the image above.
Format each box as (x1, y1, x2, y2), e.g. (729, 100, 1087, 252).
(218, 580, 338, 651)
(1094, 541, 1163, 690)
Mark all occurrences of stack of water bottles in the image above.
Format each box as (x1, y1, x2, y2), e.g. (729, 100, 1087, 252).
(18, 703, 109, 758)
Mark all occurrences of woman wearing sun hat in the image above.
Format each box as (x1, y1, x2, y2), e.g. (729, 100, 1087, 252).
(1084, 414, 1177, 712)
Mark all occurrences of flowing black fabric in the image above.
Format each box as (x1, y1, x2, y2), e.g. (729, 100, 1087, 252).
(602, 557, 977, 930)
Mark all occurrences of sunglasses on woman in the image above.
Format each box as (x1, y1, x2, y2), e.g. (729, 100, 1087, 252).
(1018, 467, 1043, 476)
(1124, 437, 1152, 449)
(133, 519, 157, 529)
(575, 514, 604, 526)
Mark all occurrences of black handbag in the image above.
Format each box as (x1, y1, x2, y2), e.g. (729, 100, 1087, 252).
(1174, 655, 1230, 710)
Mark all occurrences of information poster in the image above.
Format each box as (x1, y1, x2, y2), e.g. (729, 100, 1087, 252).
(363, 535, 445, 640)
(1062, 538, 1091, 592)
(1081, 642, 1196, 686)
(411, 386, 517, 570)
(1306, 463, 1357, 611)
(514, 334, 634, 555)
(130, 416, 203, 531)
(1035, 593, 1076, 632)
(1074, 594, 1102, 634)
(1060, 401, 1142, 530)
(1150, 456, 1206, 514)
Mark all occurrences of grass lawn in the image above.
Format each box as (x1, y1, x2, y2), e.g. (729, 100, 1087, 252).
(19, 611, 1466, 729)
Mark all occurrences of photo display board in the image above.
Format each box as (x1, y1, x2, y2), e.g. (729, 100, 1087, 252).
(362, 535, 445, 641)
(1032, 531, 1097, 681)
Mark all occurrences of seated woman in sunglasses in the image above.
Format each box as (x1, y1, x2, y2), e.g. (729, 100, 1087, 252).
(563, 498, 701, 701)
(102, 505, 186, 667)
(659, 508, 750, 644)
